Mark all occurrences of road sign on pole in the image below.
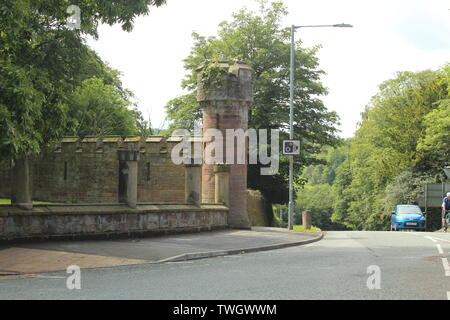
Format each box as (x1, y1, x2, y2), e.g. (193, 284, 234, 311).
(283, 140, 300, 155)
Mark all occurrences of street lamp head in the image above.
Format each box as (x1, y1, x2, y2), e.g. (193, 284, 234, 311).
(293, 23, 353, 29)
(333, 23, 353, 28)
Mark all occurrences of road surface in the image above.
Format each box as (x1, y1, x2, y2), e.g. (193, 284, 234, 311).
(1, 231, 450, 300)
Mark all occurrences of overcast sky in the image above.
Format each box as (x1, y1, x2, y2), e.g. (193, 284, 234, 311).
(86, 0, 450, 138)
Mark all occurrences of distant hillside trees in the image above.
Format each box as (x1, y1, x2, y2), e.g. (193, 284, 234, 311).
(296, 64, 449, 230)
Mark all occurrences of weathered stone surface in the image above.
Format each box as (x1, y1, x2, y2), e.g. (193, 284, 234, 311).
(302, 210, 312, 230)
(0, 136, 187, 204)
(167, 212, 177, 228)
(0, 205, 228, 240)
(198, 62, 253, 229)
(145, 213, 159, 230)
(197, 61, 253, 103)
(185, 164, 201, 206)
(83, 215, 98, 233)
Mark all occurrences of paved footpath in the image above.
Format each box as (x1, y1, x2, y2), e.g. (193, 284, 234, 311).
(0, 227, 321, 275)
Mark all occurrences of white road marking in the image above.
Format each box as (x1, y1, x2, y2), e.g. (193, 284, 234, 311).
(442, 258, 450, 277)
(402, 234, 450, 299)
(37, 275, 67, 279)
(427, 236, 450, 244)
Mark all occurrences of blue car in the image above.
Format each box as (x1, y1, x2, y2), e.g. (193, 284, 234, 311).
(391, 204, 426, 231)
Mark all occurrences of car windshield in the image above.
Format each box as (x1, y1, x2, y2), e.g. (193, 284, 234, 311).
(397, 206, 422, 214)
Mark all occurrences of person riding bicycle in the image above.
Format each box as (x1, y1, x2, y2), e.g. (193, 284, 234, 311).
(443, 192, 450, 232)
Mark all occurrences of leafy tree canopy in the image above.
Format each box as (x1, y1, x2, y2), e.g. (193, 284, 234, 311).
(66, 77, 143, 137)
(0, 0, 166, 158)
(165, 0, 341, 203)
(330, 65, 449, 230)
(295, 64, 449, 231)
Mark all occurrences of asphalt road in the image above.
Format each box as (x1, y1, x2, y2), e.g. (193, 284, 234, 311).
(2, 230, 450, 300)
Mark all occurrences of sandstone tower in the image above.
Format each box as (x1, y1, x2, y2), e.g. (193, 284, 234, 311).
(197, 61, 253, 229)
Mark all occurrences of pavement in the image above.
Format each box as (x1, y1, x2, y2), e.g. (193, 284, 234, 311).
(0, 227, 322, 274)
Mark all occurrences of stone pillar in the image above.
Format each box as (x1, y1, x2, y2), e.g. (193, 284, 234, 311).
(118, 149, 139, 208)
(11, 156, 33, 210)
(185, 163, 201, 206)
(302, 210, 312, 230)
(214, 164, 229, 206)
(197, 61, 253, 229)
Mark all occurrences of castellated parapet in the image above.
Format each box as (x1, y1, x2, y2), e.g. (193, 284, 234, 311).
(0, 135, 194, 204)
(197, 61, 254, 229)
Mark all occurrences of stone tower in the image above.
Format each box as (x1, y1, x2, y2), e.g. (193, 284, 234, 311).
(197, 61, 253, 229)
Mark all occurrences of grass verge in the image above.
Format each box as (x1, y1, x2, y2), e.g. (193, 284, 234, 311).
(0, 199, 54, 205)
(292, 225, 321, 233)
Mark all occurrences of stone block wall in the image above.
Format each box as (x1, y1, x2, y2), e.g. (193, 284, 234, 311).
(0, 136, 187, 204)
(0, 159, 11, 198)
(247, 189, 273, 226)
(0, 204, 228, 240)
(33, 136, 121, 203)
(133, 136, 186, 203)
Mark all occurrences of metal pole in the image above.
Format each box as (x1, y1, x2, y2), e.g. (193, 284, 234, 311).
(285, 22, 351, 231)
(443, 182, 446, 229)
(288, 25, 295, 230)
(424, 184, 428, 231)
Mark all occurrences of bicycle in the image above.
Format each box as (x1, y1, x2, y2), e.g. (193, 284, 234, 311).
(443, 209, 450, 232)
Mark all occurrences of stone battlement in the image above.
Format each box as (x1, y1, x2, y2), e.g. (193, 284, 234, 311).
(0, 135, 198, 204)
(50, 135, 202, 155)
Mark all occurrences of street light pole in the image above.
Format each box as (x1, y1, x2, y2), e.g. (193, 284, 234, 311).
(288, 25, 295, 230)
(287, 23, 352, 231)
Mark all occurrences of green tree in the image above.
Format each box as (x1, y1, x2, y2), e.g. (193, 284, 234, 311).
(330, 66, 448, 230)
(164, 93, 200, 133)
(0, 0, 166, 159)
(416, 64, 450, 175)
(295, 184, 348, 230)
(382, 169, 434, 212)
(66, 77, 140, 137)
(165, 0, 340, 204)
(301, 145, 347, 185)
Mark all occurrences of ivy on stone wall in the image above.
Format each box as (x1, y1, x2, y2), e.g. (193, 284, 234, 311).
(200, 61, 231, 93)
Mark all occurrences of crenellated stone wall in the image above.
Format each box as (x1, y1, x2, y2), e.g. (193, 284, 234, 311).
(0, 135, 193, 204)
